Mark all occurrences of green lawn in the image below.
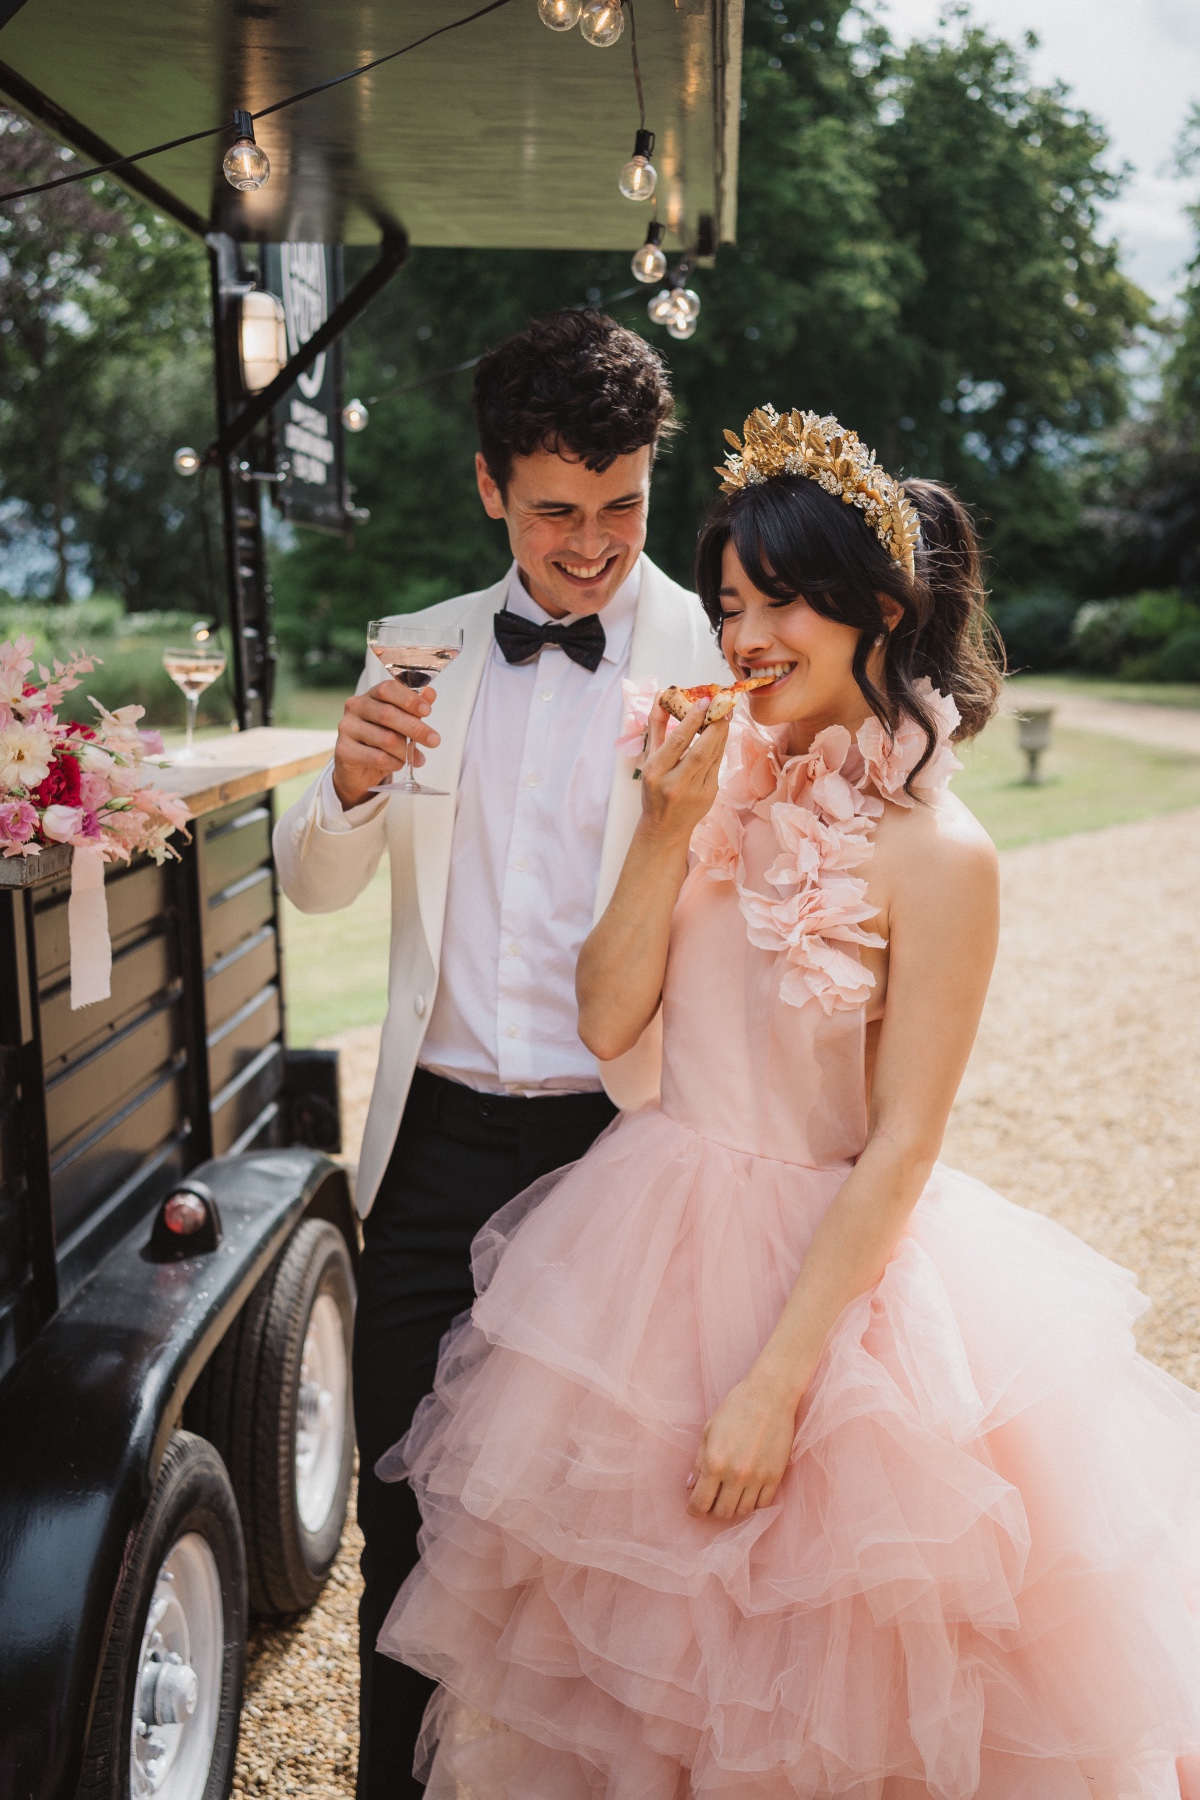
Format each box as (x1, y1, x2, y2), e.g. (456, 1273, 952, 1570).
(1010, 671, 1200, 711)
(252, 688, 1200, 1044)
(956, 712, 1200, 848)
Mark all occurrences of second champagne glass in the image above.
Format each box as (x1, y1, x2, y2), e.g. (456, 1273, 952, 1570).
(366, 618, 464, 796)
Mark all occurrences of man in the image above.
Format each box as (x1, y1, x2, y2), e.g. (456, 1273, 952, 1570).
(273, 307, 725, 1796)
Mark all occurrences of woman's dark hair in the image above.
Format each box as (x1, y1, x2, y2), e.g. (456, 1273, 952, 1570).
(473, 308, 678, 492)
(695, 472, 1004, 779)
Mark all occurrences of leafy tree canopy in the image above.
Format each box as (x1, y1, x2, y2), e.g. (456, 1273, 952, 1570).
(0, 110, 213, 606)
(273, 0, 1147, 673)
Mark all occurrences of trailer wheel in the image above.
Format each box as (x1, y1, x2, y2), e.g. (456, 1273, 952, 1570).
(230, 1219, 355, 1616)
(79, 1431, 246, 1800)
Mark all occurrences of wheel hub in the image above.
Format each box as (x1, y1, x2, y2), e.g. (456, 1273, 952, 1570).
(130, 1535, 223, 1800)
(294, 1290, 348, 1534)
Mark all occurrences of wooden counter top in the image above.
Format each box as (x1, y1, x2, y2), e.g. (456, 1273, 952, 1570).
(153, 726, 336, 818)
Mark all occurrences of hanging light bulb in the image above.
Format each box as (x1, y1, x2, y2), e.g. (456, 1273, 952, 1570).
(618, 129, 657, 202)
(647, 287, 677, 325)
(222, 109, 270, 192)
(666, 310, 698, 340)
(579, 0, 624, 46)
(631, 221, 667, 284)
(538, 0, 583, 26)
(342, 398, 370, 433)
(173, 446, 201, 477)
(674, 287, 701, 321)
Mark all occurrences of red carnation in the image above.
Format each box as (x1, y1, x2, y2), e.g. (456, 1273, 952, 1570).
(67, 722, 97, 740)
(34, 752, 82, 810)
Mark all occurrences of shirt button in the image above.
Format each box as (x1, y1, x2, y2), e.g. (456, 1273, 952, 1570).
(507, 1023, 519, 1038)
(413, 994, 426, 1017)
(525, 772, 541, 787)
(513, 858, 527, 872)
(541, 689, 554, 702)
(508, 942, 520, 957)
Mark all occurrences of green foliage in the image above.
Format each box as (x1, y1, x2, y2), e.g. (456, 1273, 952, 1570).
(272, 0, 1146, 668)
(1071, 590, 1200, 679)
(988, 590, 1078, 671)
(0, 110, 215, 608)
(0, 598, 233, 725)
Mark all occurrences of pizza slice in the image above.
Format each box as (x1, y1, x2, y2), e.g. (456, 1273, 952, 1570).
(658, 674, 775, 727)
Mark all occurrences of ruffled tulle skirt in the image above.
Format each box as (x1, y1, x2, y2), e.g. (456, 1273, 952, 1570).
(377, 1107, 1200, 1798)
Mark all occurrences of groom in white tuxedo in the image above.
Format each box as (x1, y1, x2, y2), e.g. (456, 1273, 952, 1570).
(274, 308, 724, 1796)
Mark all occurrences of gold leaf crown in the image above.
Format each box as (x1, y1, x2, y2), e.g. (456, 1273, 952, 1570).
(717, 405, 922, 578)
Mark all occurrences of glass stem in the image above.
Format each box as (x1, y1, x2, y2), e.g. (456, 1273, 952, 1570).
(186, 692, 198, 756)
(403, 733, 417, 790)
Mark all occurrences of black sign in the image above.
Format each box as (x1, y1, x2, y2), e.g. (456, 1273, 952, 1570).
(261, 243, 350, 537)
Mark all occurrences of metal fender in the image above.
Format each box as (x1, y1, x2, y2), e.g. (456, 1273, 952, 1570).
(0, 1148, 352, 1800)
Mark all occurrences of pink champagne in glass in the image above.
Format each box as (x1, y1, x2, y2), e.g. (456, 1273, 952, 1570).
(366, 618, 463, 796)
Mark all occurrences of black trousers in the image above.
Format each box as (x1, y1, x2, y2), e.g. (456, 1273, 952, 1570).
(353, 1067, 617, 1799)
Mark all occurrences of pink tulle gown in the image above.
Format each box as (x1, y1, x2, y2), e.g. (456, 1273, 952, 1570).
(378, 688, 1200, 1799)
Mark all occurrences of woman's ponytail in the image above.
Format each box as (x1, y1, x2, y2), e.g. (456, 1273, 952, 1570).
(904, 478, 1004, 741)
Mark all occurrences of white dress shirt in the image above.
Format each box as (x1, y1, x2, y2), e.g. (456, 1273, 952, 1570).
(318, 559, 640, 1095)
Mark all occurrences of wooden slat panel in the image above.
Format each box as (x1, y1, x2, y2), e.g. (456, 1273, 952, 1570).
(202, 805, 271, 900)
(210, 1042, 284, 1156)
(46, 1003, 182, 1160)
(206, 986, 281, 1097)
(39, 933, 177, 1074)
(205, 927, 278, 1035)
(203, 867, 274, 966)
(50, 1066, 188, 1244)
(33, 861, 170, 988)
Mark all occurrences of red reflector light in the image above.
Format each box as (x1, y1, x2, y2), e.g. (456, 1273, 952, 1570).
(163, 1193, 208, 1236)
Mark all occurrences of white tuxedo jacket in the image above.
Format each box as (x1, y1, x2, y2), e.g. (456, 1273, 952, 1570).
(273, 556, 726, 1215)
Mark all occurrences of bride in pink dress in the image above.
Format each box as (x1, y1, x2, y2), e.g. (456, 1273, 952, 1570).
(377, 408, 1200, 1798)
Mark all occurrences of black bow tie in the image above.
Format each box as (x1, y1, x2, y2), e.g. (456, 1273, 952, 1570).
(493, 606, 606, 673)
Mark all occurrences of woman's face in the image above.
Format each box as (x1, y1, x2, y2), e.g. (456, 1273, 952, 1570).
(717, 542, 878, 746)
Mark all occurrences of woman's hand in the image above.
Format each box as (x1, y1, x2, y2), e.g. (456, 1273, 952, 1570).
(686, 1372, 800, 1521)
(639, 699, 729, 846)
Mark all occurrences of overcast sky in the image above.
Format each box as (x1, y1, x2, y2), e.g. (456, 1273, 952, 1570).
(879, 0, 1199, 307)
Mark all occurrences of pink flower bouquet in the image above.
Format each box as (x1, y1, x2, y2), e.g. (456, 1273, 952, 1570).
(0, 636, 190, 864)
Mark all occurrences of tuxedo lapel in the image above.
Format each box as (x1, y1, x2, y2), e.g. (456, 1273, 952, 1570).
(408, 578, 505, 966)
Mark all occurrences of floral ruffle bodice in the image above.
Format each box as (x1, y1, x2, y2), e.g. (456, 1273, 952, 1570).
(690, 680, 962, 1016)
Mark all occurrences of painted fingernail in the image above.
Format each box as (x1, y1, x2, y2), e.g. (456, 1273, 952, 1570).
(685, 1472, 697, 1490)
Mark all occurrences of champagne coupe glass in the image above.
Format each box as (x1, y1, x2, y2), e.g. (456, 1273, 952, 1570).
(366, 618, 464, 796)
(162, 625, 227, 762)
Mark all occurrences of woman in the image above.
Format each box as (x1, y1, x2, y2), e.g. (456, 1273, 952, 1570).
(378, 408, 1200, 1798)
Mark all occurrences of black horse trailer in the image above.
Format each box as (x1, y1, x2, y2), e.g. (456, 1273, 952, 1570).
(0, 733, 358, 1800)
(0, 3, 743, 1796)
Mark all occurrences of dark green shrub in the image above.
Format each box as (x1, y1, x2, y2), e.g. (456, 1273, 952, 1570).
(987, 591, 1078, 671)
(1072, 590, 1200, 676)
(1152, 628, 1200, 682)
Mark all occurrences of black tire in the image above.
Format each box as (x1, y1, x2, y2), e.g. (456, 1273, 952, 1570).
(79, 1431, 246, 1800)
(226, 1219, 355, 1616)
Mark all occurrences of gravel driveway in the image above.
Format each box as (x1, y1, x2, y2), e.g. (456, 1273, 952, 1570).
(234, 801, 1200, 1797)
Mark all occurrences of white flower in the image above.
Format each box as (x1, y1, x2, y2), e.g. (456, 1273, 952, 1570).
(40, 803, 84, 842)
(0, 720, 54, 793)
(76, 742, 115, 774)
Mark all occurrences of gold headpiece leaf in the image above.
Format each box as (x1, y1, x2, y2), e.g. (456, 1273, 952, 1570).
(715, 404, 922, 577)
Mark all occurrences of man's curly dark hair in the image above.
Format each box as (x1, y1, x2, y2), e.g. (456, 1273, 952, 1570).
(472, 308, 679, 493)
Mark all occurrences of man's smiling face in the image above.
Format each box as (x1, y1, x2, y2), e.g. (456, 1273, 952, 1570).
(476, 444, 652, 619)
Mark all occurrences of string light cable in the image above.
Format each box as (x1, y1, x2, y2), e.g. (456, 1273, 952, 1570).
(0, 0, 519, 205)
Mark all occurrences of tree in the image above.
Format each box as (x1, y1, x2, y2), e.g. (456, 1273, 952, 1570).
(272, 0, 1147, 672)
(0, 110, 213, 607)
